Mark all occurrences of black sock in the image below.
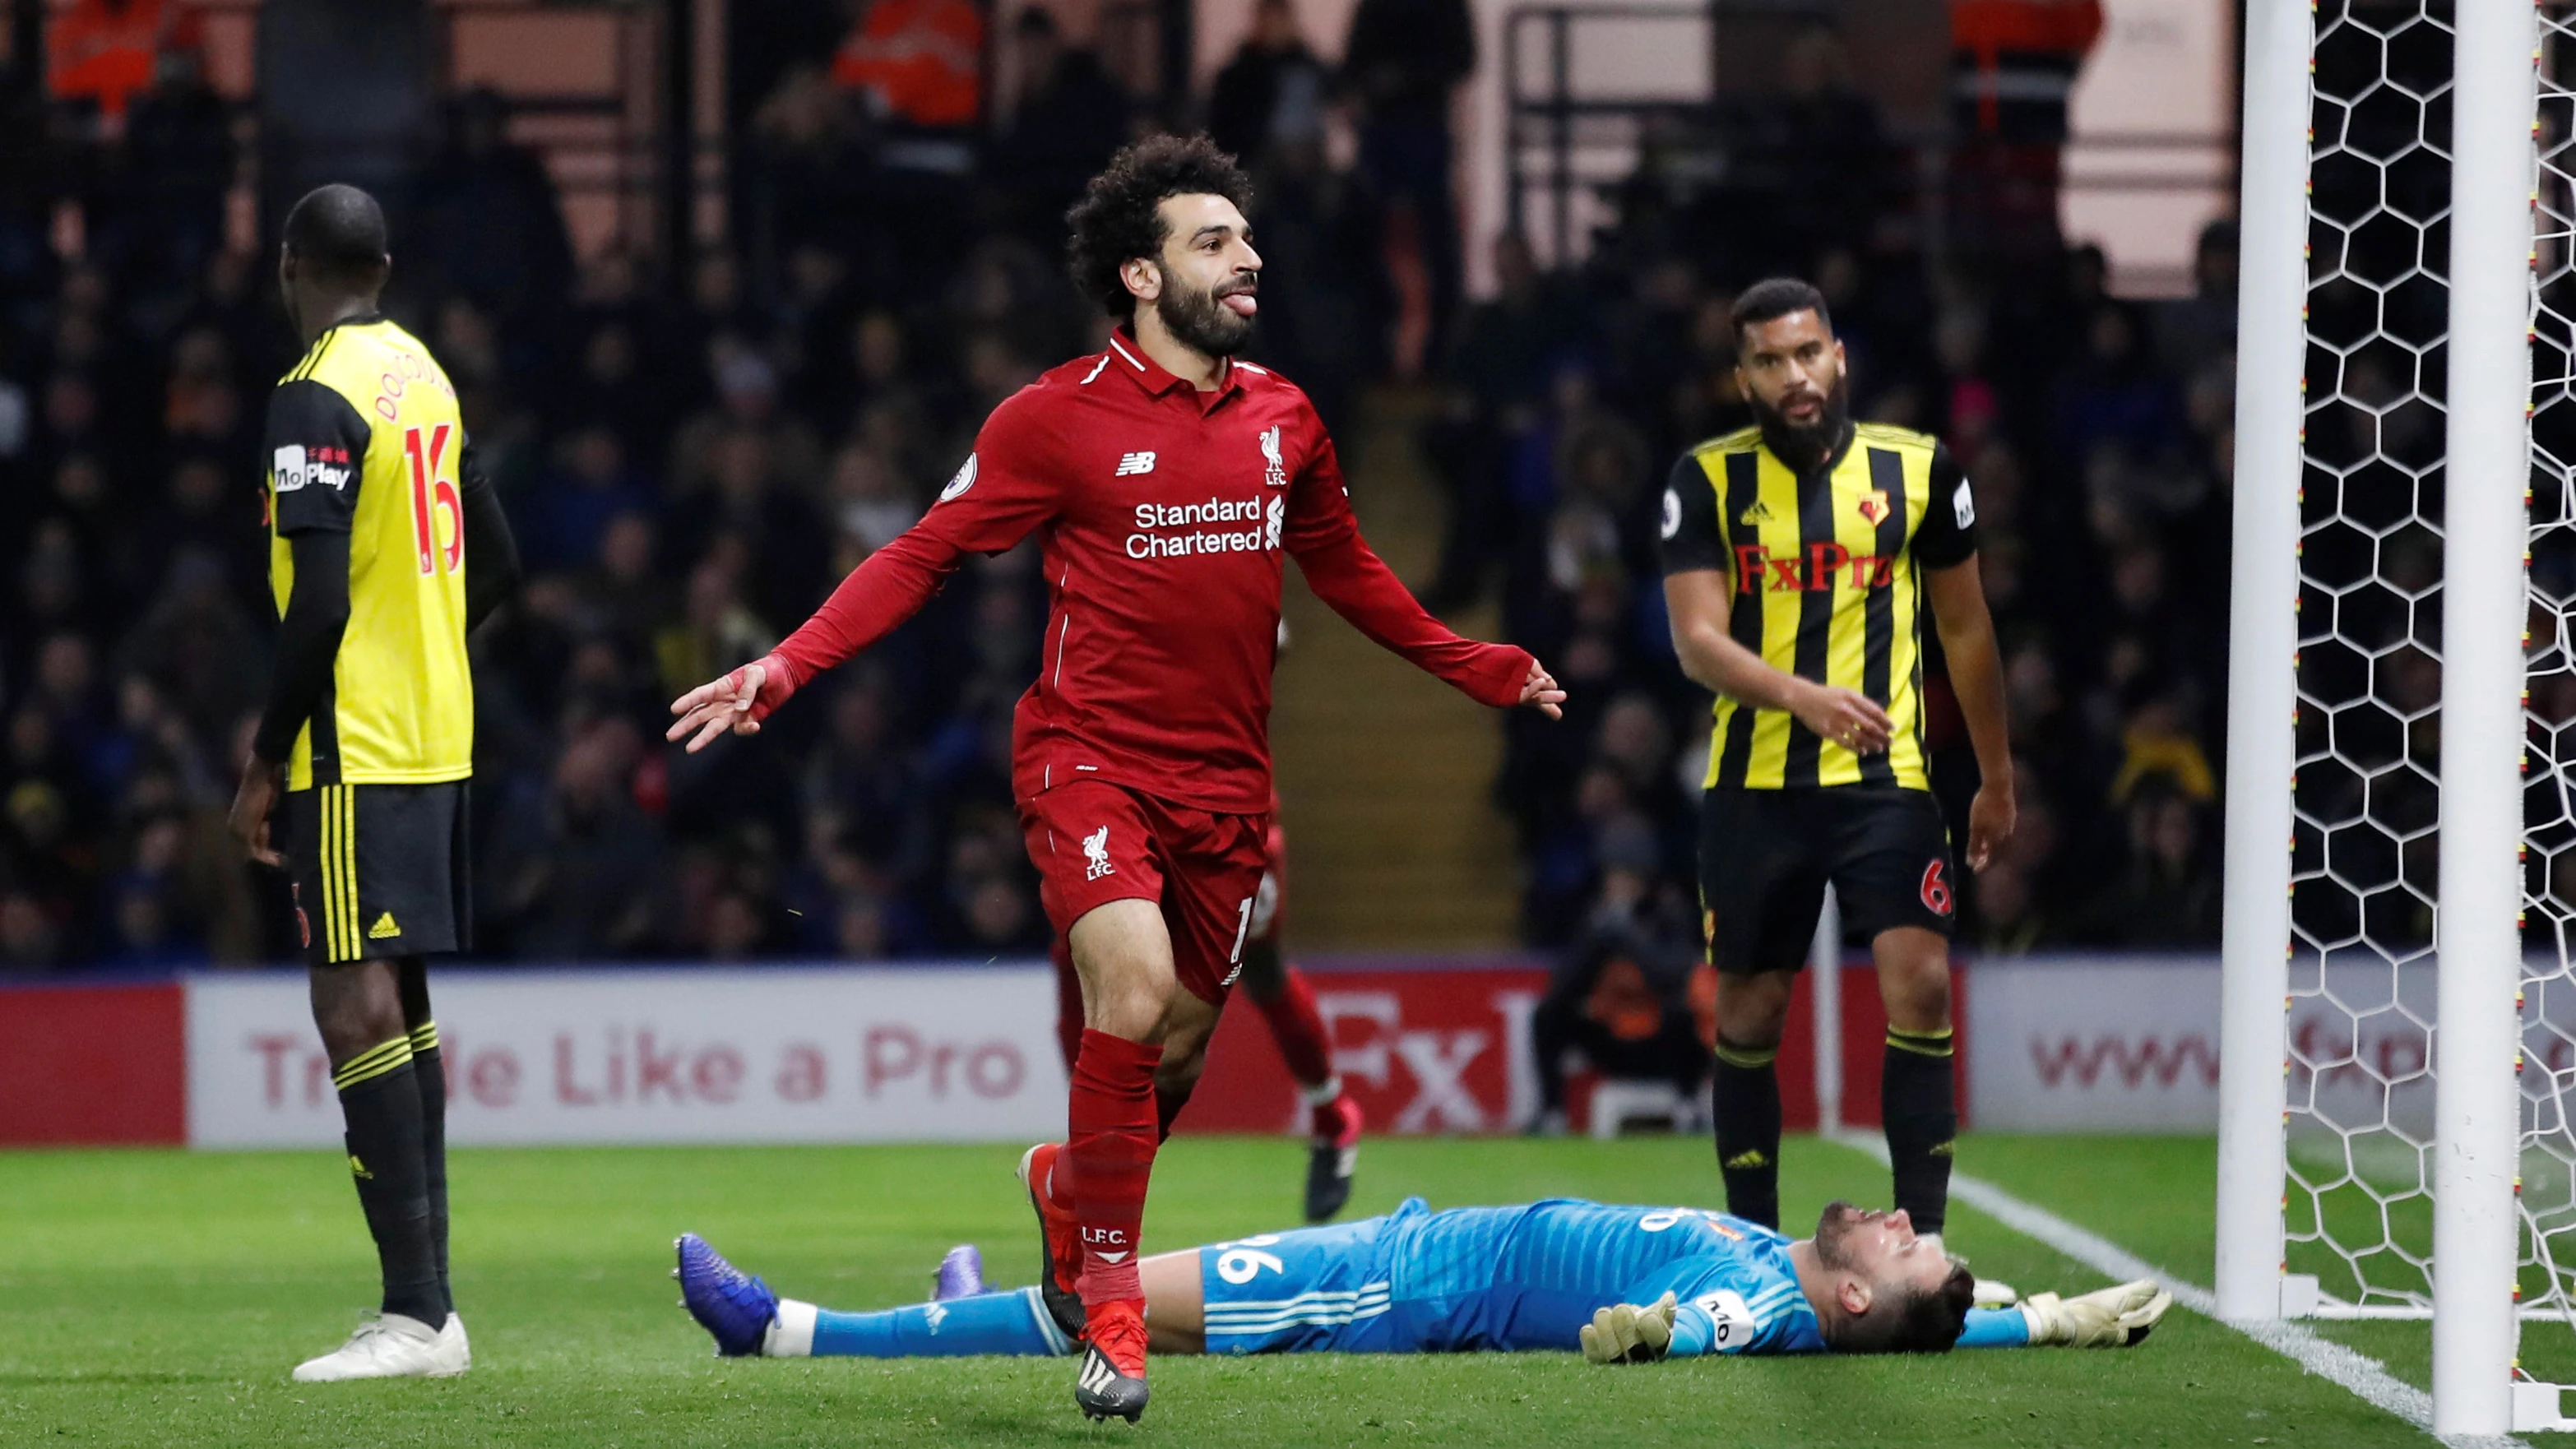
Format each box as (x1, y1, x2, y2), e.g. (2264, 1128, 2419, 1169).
(1712, 1035, 1782, 1229)
(1882, 1026, 1958, 1236)
(410, 1021, 452, 1319)
(334, 1035, 443, 1326)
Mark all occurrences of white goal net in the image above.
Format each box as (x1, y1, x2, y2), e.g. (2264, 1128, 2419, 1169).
(2225, 0, 2576, 1430)
(2282, 0, 2576, 1331)
(2282, 0, 2458, 1318)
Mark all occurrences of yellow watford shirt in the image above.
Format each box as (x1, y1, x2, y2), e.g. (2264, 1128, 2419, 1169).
(1657, 422, 1980, 792)
(266, 317, 475, 789)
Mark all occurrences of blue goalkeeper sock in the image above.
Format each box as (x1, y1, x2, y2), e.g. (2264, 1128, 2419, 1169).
(767, 1288, 1073, 1359)
(1956, 1306, 2031, 1349)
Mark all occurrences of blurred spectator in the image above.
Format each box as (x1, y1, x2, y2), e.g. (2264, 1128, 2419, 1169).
(411, 88, 576, 324)
(1527, 827, 1709, 1132)
(481, 722, 667, 960)
(104, 45, 231, 297)
(524, 426, 658, 576)
(1947, 0, 2103, 262)
(1208, 0, 1333, 174)
(47, 0, 204, 127)
(831, 0, 983, 128)
(989, 9, 1132, 243)
(1343, 0, 1475, 364)
(2154, 218, 2239, 379)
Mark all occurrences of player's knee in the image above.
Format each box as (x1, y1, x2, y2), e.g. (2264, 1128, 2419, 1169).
(310, 974, 407, 1062)
(1714, 972, 1795, 1050)
(1154, 1051, 1206, 1099)
(1876, 942, 1952, 1031)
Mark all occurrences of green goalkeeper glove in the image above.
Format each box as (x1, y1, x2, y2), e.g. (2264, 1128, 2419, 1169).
(1580, 1291, 1679, 1364)
(2019, 1280, 2173, 1348)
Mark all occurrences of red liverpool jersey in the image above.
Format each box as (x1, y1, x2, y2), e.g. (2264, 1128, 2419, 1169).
(767, 331, 1534, 814)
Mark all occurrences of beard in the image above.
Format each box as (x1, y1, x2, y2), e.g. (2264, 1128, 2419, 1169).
(1813, 1200, 1868, 1271)
(1748, 374, 1852, 473)
(1156, 271, 1257, 357)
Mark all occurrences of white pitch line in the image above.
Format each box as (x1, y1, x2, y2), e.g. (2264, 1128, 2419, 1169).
(1820, 1129, 2525, 1449)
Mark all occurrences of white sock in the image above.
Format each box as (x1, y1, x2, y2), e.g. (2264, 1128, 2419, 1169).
(765, 1299, 818, 1358)
(1300, 1075, 1344, 1109)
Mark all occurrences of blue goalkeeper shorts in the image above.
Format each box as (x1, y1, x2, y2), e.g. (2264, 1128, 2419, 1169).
(1198, 1197, 1429, 1354)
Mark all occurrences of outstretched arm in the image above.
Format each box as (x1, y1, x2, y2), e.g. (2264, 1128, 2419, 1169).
(1284, 435, 1561, 717)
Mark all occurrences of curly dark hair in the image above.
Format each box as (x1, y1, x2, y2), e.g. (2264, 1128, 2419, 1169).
(1065, 133, 1256, 319)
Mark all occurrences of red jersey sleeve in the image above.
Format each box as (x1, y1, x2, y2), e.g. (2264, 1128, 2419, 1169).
(769, 387, 1063, 695)
(1282, 424, 1534, 708)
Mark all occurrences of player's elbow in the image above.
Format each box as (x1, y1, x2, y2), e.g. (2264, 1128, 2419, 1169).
(289, 588, 353, 636)
(1668, 625, 1729, 694)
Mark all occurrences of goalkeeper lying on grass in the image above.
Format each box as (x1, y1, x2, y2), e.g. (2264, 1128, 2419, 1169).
(674, 1197, 2167, 1363)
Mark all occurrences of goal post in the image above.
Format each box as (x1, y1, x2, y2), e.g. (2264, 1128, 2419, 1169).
(2430, 0, 2538, 1434)
(2217, 0, 2551, 1435)
(2212, 0, 2310, 1328)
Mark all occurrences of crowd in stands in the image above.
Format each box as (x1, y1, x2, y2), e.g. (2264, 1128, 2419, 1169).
(0, 2, 2230, 973)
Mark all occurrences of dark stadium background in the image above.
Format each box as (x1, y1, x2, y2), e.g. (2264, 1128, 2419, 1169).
(0, 0, 2230, 993)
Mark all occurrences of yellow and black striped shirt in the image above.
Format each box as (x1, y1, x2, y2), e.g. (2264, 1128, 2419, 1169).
(265, 317, 475, 790)
(1658, 421, 1978, 792)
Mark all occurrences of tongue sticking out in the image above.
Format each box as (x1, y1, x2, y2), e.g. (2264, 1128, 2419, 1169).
(1221, 293, 1258, 317)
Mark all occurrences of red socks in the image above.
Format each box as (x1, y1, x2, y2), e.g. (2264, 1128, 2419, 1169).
(1156, 1084, 1189, 1142)
(1258, 965, 1336, 1090)
(1048, 940, 1084, 1076)
(1067, 1028, 1161, 1307)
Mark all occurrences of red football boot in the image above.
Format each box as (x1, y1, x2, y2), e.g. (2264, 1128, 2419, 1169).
(1073, 1298, 1150, 1422)
(1017, 1142, 1085, 1340)
(1304, 1092, 1363, 1222)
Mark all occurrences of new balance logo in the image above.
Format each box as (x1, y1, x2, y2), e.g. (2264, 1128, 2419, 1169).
(368, 912, 401, 940)
(1083, 826, 1115, 881)
(1093, 1251, 1131, 1265)
(1115, 451, 1157, 476)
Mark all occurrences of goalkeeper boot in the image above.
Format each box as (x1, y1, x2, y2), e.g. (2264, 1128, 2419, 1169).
(934, 1244, 986, 1302)
(1017, 1143, 1085, 1340)
(291, 1311, 461, 1382)
(674, 1232, 778, 1357)
(1304, 1094, 1363, 1223)
(1073, 1299, 1151, 1423)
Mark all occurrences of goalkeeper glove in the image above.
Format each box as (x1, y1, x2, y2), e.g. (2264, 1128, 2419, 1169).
(2019, 1279, 2173, 1348)
(1581, 1291, 1677, 1364)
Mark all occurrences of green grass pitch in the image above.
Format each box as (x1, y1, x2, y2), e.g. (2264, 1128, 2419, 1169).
(0, 1134, 2516, 1447)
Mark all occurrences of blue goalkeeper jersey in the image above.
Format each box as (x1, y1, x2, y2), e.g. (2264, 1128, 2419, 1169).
(1387, 1199, 1827, 1355)
(1198, 1197, 1825, 1356)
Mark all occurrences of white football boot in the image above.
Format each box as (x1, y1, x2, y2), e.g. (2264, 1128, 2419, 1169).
(436, 1313, 472, 1373)
(290, 1311, 468, 1382)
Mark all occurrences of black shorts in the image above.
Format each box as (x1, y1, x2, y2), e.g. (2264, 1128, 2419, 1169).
(1696, 786, 1955, 976)
(283, 782, 472, 965)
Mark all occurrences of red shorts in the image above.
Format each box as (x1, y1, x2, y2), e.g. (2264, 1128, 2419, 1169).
(1022, 780, 1272, 1005)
